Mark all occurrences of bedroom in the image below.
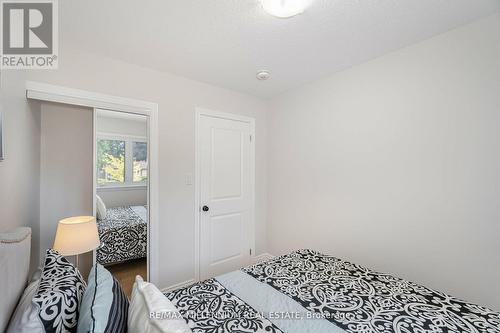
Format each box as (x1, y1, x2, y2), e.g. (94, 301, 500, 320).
(0, 1, 499, 333)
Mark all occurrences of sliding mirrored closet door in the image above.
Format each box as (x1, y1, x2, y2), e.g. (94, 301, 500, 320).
(94, 109, 149, 296)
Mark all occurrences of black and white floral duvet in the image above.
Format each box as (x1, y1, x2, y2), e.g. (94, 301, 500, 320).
(165, 249, 500, 333)
(96, 205, 147, 265)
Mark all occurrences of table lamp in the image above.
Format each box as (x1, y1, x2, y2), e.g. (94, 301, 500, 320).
(53, 216, 100, 269)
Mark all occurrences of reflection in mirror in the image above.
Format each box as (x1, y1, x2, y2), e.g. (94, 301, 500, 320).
(94, 109, 149, 296)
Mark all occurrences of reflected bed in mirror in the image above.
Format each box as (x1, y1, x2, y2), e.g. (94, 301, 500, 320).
(94, 109, 149, 296)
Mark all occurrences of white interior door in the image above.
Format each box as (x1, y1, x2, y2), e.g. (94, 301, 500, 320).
(199, 113, 253, 280)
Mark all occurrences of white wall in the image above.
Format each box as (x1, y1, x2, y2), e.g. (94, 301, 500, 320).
(96, 115, 147, 137)
(39, 103, 94, 277)
(97, 188, 147, 208)
(1, 44, 268, 289)
(267, 14, 500, 310)
(0, 71, 41, 273)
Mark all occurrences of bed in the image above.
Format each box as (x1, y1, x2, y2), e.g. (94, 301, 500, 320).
(2, 228, 499, 333)
(96, 205, 147, 265)
(165, 249, 500, 333)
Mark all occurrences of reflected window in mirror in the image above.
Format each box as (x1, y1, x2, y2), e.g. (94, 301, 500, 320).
(97, 136, 148, 188)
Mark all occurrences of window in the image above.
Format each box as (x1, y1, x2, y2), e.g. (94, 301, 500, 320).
(133, 142, 148, 182)
(97, 135, 147, 187)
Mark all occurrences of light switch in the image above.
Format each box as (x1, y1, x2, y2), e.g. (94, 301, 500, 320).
(185, 173, 193, 185)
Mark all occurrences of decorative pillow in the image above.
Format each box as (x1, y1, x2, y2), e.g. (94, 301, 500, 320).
(128, 276, 192, 333)
(7, 249, 86, 333)
(77, 264, 128, 333)
(96, 195, 107, 220)
(36, 249, 86, 332)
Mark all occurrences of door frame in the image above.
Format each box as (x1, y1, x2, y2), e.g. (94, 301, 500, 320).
(194, 107, 256, 282)
(26, 81, 160, 284)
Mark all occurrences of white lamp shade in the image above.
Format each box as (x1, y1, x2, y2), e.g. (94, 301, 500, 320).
(53, 216, 100, 256)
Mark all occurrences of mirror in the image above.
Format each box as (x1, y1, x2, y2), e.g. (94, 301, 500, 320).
(94, 109, 149, 296)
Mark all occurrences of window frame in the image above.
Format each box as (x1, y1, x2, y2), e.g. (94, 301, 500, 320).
(96, 132, 148, 189)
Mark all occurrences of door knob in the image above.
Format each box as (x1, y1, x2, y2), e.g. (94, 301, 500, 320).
(202, 205, 209, 212)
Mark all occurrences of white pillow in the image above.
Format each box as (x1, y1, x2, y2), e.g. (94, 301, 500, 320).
(96, 195, 107, 220)
(6, 269, 42, 333)
(128, 276, 192, 333)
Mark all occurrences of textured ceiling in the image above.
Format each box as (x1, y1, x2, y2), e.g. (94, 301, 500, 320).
(60, 0, 500, 98)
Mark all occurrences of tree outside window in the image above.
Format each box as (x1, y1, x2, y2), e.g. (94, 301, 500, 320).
(97, 139, 125, 185)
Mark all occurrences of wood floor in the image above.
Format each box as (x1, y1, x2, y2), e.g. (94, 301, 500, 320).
(107, 258, 147, 297)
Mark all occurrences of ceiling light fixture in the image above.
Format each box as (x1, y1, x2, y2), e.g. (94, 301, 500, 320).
(260, 0, 311, 18)
(256, 70, 271, 81)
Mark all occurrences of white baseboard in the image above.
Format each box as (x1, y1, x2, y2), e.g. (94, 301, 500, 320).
(161, 279, 195, 293)
(251, 253, 275, 264)
(160, 254, 274, 293)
